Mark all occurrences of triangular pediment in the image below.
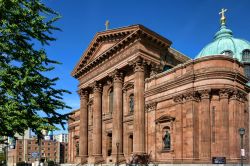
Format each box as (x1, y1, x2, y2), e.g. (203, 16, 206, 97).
(72, 24, 173, 78)
(87, 41, 116, 64)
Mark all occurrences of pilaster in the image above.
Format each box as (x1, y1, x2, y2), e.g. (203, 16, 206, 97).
(182, 91, 199, 160)
(173, 95, 183, 161)
(198, 89, 211, 161)
(218, 88, 230, 157)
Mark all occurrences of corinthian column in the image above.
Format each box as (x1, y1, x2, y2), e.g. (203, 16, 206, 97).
(111, 70, 125, 162)
(91, 82, 103, 163)
(79, 89, 89, 163)
(133, 57, 146, 154)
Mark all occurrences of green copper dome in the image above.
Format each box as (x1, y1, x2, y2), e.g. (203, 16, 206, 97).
(196, 17, 250, 62)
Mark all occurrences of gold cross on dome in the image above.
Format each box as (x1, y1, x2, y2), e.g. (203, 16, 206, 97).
(219, 8, 227, 25)
(105, 20, 110, 30)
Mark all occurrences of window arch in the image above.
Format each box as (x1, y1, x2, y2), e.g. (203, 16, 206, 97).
(129, 94, 134, 113)
(162, 126, 171, 150)
(221, 50, 233, 57)
(109, 88, 113, 113)
(242, 49, 250, 61)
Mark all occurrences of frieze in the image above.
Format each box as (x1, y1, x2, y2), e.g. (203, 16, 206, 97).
(145, 102, 157, 112)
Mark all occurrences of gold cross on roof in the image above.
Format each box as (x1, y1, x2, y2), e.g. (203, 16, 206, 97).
(105, 20, 110, 30)
(219, 8, 227, 26)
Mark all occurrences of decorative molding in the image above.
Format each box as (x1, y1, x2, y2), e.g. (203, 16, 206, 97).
(150, 63, 161, 77)
(173, 95, 183, 104)
(129, 56, 146, 72)
(145, 102, 157, 112)
(78, 89, 89, 99)
(155, 115, 175, 124)
(123, 82, 134, 91)
(219, 88, 231, 99)
(109, 69, 123, 83)
(91, 81, 102, 93)
(198, 89, 210, 99)
(183, 91, 199, 102)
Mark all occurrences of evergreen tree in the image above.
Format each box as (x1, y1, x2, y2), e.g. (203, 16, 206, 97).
(0, 0, 71, 138)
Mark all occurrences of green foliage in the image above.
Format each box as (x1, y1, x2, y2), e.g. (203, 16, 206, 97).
(0, 0, 71, 138)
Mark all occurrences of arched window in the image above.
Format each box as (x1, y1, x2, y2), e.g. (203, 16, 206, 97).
(109, 89, 113, 113)
(129, 94, 134, 113)
(242, 49, 250, 61)
(221, 50, 233, 57)
(162, 126, 171, 150)
(244, 65, 250, 80)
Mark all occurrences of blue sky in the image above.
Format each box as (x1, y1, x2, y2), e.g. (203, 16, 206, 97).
(43, 0, 250, 134)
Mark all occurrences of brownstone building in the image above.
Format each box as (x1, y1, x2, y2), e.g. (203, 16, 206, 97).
(68, 14, 250, 164)
(8, 138, 68, 165)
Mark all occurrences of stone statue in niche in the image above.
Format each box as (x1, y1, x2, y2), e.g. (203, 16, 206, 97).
(163, 130, 170, 149)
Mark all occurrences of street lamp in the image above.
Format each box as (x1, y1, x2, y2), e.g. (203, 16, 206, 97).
(239, 128, 245, 166)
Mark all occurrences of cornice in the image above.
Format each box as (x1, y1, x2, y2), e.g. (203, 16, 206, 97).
(145, 69, 247, 98)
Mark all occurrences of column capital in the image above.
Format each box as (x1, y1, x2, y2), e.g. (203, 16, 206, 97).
(78, 89, 89, 99)
(129, 56, 146, 72)
(145, 102, 157, 112)
(219, 88, 230, 99)
(183, 91, 199, 102)
(91, 82, 102, 93)
(173, 95, 183, 104)
(198, 89, 210, 99)
(109, 69, 123, 83)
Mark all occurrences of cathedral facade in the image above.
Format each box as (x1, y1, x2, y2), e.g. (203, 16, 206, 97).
(68, 14, 250, 164)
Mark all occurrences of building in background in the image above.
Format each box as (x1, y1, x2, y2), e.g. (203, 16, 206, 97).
(68, 11, 250, 164)
(53, 133, 68, 143)
(7, 139, 68, 165)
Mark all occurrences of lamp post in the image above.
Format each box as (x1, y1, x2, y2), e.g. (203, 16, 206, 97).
(239, 128, 245, 166)
(116, 142, 119, 166)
